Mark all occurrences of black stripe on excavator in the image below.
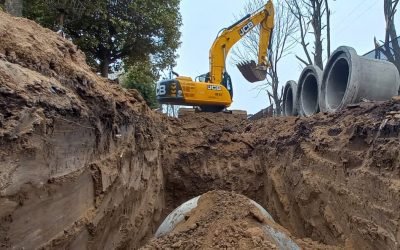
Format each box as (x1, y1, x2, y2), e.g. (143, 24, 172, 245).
(156, 79, 184, 104)
(226, 14, 251, 30)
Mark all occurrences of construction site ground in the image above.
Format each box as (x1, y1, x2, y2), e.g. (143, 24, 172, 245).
(1, 11, 400, 250)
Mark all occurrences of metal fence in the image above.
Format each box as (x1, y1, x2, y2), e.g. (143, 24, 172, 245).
(363, 36, 400, 60)
(249, 105, 274, 120)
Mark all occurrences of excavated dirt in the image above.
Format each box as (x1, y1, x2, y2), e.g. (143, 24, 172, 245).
(1, 10, 400, 250)
(143, 190, 335, 250)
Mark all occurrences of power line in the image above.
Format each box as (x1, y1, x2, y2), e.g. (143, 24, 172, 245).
(322, 0, 380, 63)
(337, 0, 380, 34)
(334, 0, 366, 30)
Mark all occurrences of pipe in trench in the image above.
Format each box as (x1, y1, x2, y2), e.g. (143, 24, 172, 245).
(155, 195, 301, 250)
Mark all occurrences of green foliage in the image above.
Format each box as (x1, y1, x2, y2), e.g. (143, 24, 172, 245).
(23, 0, 56, 27)
(121, 61, 159, 109)
(23, 0, 182, 77)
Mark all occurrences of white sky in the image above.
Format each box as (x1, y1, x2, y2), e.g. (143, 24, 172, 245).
(175, 0, 387, 114)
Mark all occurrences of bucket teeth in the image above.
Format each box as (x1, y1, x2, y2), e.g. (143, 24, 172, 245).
(237, 60, 267, 83)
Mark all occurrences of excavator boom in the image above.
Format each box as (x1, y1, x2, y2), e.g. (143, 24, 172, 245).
(210, 1, 275, 84)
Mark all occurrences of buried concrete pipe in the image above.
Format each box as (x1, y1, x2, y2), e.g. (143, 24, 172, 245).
(155, 196, 274, 238)
(320, 46, 400, 112)
(155, 193, 301, 250)
(282, 80, 298, 116)
(297, 65, 323, 116)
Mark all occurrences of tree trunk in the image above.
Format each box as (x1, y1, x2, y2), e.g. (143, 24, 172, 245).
(100, 54, 109, 78)
(383, 0, 400, 73)
(5, 0, 23, 16)
(312, 0, 324, 69)
(325, 0, 331, 59)
(273, 95, 281, 115)
(272, 74, 282, 115)
(314, 35, 324, 69)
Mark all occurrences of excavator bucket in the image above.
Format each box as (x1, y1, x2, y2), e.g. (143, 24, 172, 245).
(237, 60, 267, 83)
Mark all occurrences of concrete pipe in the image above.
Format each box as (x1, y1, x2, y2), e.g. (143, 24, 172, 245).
(155, 194, 301, 250)
(320, 46, 400, 112)
(155, 195, 274, 238)
(282, 80, 298, 116)
(297, 65, 323, 116)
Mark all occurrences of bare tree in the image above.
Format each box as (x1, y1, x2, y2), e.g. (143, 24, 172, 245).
(285, 0, 331, 69)
(4, 0, 22, 16)
(374, 0, 400, 72)
(232, 0, 297, 115)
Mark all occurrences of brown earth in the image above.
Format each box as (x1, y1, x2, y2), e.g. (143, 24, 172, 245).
(143, 190, 336, 250)
(0, 11, 168, 249)
(1, 10, 400, 250)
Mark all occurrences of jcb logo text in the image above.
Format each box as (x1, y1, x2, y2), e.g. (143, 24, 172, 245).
(239, 21, 254, 36)
(208, 85, 222, 91)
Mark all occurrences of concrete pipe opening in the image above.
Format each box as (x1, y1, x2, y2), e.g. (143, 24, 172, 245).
(321, 46, 400, 113)
(297, 66, 322, 117)
(326, 57, 350, 110)
(301, 74, 319, 116)
(285, 87, 294, 115)
(283, 81, 298, 116)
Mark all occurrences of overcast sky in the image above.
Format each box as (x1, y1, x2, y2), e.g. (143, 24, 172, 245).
(174, 0, 387, 114)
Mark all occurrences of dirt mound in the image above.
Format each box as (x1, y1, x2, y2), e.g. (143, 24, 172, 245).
(143, 191, 333, 250)
(0, 11, 166, 249)
(143, 191, 283, 249)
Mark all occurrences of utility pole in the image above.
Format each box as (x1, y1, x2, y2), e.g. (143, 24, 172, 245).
(5, 0, 23, 17)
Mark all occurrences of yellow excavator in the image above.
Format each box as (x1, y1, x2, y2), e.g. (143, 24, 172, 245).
(156, 1, 275, 112)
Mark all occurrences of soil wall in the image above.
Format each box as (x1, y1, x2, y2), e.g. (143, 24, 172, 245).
(163, 105, 400, 249)
(0, 11, 165, 249)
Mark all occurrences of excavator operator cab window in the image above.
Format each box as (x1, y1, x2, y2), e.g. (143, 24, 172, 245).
(195, 73, 211, 83)
(222, 72, 233, 98)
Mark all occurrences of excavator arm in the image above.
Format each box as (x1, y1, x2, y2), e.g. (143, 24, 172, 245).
(209, 0, 275, 84)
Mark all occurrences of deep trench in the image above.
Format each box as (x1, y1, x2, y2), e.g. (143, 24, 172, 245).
(152, 110, 400, 250)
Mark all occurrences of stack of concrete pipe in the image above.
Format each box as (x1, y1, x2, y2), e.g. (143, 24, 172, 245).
(283, 46, 400, 117)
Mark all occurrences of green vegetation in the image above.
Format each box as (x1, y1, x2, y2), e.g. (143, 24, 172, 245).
(23, 0, 182, 78)
(121, 60, 159, 109)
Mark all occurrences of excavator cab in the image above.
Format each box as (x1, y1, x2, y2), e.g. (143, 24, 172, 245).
(221, 72, 233, 98)
(195, 73, 211, 83)
(195, 72, 233, 98)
